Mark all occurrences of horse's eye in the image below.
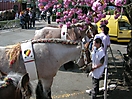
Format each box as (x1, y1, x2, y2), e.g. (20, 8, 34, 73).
(79, 36, 81, 38)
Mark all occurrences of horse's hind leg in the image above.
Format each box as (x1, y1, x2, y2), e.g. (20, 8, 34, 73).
(36, 78, 53, 99)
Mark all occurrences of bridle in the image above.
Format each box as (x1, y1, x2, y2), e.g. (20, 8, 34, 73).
(20, 87, 31, 99)
(66, 27, 89, 41)
(17, 81, 31, 99)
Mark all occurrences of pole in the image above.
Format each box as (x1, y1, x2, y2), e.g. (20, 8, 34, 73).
(104, 66, 108, 99)
(104, 48, 109, 99)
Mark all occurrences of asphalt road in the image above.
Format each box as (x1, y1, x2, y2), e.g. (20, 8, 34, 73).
(0, 21, 131, 99)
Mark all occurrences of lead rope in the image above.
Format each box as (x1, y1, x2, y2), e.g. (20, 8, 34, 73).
(81, 42, 88, 65)
(76, 42, 88, 65)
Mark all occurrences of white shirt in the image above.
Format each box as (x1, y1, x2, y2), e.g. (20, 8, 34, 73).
(90, 47, 105, 79)
(47, 12, 51, 17)
(94, 32, 110, 53)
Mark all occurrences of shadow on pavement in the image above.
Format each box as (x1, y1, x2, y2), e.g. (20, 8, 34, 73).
(59, 63, 83, 73)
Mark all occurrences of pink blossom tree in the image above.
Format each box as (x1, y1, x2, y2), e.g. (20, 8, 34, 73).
(38, 0, 132, 26)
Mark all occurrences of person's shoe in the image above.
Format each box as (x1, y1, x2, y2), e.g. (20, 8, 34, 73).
(86, 89, 92, 95)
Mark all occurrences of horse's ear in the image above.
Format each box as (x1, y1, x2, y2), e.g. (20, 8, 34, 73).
(21, 73, 30, 89)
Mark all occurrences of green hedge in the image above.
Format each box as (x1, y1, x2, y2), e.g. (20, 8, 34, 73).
(0, 19, 20, 29)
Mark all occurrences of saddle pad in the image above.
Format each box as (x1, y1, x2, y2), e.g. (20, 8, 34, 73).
(61, 25, 67, 40)
(21, 41, 38, 80)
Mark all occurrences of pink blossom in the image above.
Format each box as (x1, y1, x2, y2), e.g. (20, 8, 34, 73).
(114, 13, 120, 19)
(38, 3, 43, 7)
(72, 19, 77, 24)
(102, 14, 106, 18)
(56, 19, 60, 23)
(104, 20, 108, 25)
(94, 17, 99, 23)
(56, 12, 61, 16)
(53, 5, 57, 9)
(115, 0, 123, 6)
(66, 21, 71, 27)
(59, 24, 63, 28)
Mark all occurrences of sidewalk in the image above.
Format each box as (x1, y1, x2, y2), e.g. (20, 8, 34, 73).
(35, 20, 58, 30)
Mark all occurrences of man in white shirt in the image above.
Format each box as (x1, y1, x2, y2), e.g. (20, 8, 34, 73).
(90, 38, 105, 99)
(93, 25, 110, 66)
(93, 24, 110, 53)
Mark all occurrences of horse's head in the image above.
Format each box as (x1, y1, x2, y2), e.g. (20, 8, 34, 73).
(76, 42, 91, 68)
(0, 73, 32, 99)
(68, 23, 90, 41)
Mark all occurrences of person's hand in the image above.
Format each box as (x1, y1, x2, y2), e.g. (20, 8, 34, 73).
(91, 68, 95, 71)
(91, 65, 98, 71)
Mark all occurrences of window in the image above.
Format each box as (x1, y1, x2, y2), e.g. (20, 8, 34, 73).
(118, 21, 132, 30)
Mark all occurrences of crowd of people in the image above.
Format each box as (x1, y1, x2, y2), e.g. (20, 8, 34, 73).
(19, 8, 36, 29)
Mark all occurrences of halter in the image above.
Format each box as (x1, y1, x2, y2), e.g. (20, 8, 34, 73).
(21, 87, 31, 99)
(18, 81, 31, 99)
(76, 42, 88, 66)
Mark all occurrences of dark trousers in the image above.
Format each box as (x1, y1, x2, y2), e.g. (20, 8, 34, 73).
(91, 77, 99, 99)
(29, 19, 32, 27)
(47, 16, 51, 24)
(32, 18, 35, 27)
(25, 22, 29, 29)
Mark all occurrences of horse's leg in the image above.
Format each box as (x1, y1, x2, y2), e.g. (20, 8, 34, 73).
(36, 78, 53, 99)
(36, 80, 44, 99)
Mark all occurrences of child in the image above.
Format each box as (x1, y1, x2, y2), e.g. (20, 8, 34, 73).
(89, 38, 105, 99)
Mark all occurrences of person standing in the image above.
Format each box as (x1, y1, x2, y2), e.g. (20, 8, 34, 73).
(24, 10, 30, 29)
(89, 38, 105, 99)
(32, 8, 36, 27)
(28, 10, 32, 28)
(15, 11, 19, 19)
(93, 24, 110, 66)
(41, 11, 46, 21)
(93, 24, 110, 54)
(47, 11, 51, 24)
(19, 11, 25, 29)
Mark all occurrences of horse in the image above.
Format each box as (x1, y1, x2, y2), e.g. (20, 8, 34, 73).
(0, 72, 32, 99)
(0, 38, 89, 99)
(34, 23, 90, 41)
(34, 23, 95, 70)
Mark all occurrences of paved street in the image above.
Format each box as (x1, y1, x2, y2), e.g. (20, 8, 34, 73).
(0, 21, 131, 99)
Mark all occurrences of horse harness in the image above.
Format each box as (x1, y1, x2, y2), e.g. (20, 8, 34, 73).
(20, 39, 88, 79)
(61, 25, 81, 41)
(21, 41, 38, 81)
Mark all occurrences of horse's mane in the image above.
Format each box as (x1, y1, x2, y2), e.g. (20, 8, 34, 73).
(6, 43, 21, 66)
(46, 25, 60, 28)
(32, 38, 79, 45)
(5, 39, 80, 65)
